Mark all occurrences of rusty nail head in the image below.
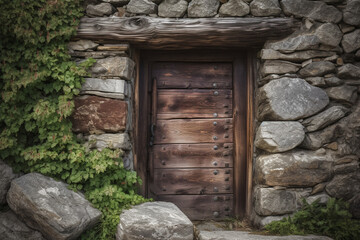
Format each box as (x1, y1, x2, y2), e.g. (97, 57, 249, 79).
(214, 91, 219, 96)
(213, 211, 220, 217)
(213, 83, 217, 87)
(213, 170, 219, 175)
(214, 187, 219, 192)
(213, 161, 218, 166)
(213, 136, 218, 140)
(213, 145, 218, 150)
(213, 113, 218, 117)
(161, 160, 166, 165)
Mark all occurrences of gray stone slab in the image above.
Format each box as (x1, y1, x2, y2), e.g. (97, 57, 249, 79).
(250, 0, 281, 17)
(81, 78, 127, 99)
(158, 0, 188, 18)
(85, 133, 131, 150)
(86, 3, 115, 17)
(126, 0, 157, 14)
(90, 57, 135, 80)
(219, 0, 250, 17)
(188, 0, 220, 17)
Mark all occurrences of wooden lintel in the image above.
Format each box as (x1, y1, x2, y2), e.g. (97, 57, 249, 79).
(76, 17, 300, 49)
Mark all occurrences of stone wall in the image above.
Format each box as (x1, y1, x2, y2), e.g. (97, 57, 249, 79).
(71, 0, 360, 225)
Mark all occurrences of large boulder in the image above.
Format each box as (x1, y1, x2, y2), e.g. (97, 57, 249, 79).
(188, 0, 220, 17)
(255, 121, 305, 153)
(0, 210, 45, 240)
(0, 160, 19, 205)
(219, 0, 250, 17)
(116, 202, 193, 240)
(72, 95, 128, 133)
(281, 0, 342, 23)
(90, 57, 135, 80)
(255, 150, 333, 187)
(342, 29, 360, 53)
(126, 0, 157, 14)
(343, 0, 360, 26)
(258, 78, 329, 121)
(158, 0, 188, 18)
(325, 171, 360, 200)
(302, 106, 349, 132)
(250, 0, 281, 17)
(7, 173, 101, 240)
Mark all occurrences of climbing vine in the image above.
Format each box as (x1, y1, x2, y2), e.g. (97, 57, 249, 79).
(0, 0, 146, 239)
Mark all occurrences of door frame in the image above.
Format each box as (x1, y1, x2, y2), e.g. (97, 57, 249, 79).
(134, 50, 256, 218)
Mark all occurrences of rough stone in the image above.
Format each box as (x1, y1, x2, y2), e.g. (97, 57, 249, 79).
(261, 60, 301, 76)
(7, 173, 101, 240)
(0, 210, 45, 240)
(265, 35, 320, 53)
(324, 77, 343, 87)
(255, 151, 333, 187)
(81, 78, 127, 99)
(252, 215, 289, 229)
(126, 0, 157, 14)
(305, 77, 326, 87)
(219, 0, 250, 17)
(306, 193, 330, 205)
(258, 78, 329, 121)
(311, 182, 326, 195)
(90, 57, 135, 80)
(281, 0, 342, 23)
(116, 202, 193, 240)
(342, 29, 360, 53)
(255, 121, 305, 153)
(158, 0, 188, 18)
(326, 171, 360, 200)
(301, 124, 337, 150)
(254, 188, 298, 216)
(188, 0, 220, 17)
(314, 23, 343, 47)
(102, 0, 129, 6)
(250, 0, 281, 16)
(72, 95, 128, 133)
(338, 64, 360, 79)
(68, 40, 99, 51)
(85, 133, 131, 150)
(0, 161, 19, 205)
(86, 3, 115, 17)
(335, 155, 358, 165)
(334, 161, 359, 174)
(299, 61, 336, 77)
(302, 106, 349, 132)
(198, 231, 332, 240)
(343, 0, 360, 26)
(326, 85, 358, 105)
(260, 49, 335, 62)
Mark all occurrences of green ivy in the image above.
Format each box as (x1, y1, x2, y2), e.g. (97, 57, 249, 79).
(265, 198, 360, 240)
(0, 0, 147, 239)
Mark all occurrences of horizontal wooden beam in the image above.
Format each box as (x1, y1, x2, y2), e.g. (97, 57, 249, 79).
(76, 17, 300, 49)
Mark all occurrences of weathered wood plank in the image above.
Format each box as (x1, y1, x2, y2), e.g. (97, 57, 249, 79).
(151, 168, 233, 195)
(153, 143, 233, 168)
(153, 194, 234, 220)
(154, 118, 233, 144)
(76, 17, 300, 48)
(157, 89, 232, 119)
(153, 62, 232, 89)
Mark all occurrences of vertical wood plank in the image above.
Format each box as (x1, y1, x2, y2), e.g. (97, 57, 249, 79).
(233, 54, 247, 219)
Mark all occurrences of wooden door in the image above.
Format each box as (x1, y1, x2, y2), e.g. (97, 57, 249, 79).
(148, 61, 235, 220)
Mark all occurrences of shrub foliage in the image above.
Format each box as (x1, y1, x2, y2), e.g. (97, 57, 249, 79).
(0, 0, 147, 238)
(265, 198, 360, 240)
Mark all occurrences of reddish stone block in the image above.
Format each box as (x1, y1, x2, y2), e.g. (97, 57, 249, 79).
(72, 95, 127, 133)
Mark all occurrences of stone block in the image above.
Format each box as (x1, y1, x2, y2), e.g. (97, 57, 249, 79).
(301, 124, 336, 150)
(261, 60, 301, 76)
(219, 0, 250, 17)
(326, 171, 360, 200)
(338, 64, 360, 79)
(90, 57, 135, 80)
(255, 150, 333, 187)
(342, 29, 360, 53)
(7, 173, 101, 240)
(299, 61, 336, 77)
(81, 78, 128, 99)
(326, 85, 358, 105)
(158, 0, 188, 18)
(86, 3, 115, 17)
(258, 78, 329, 120)
(250, 0, 281, 17)
(103, 0, 130, 7)
(68, 40, 98, 51)
(126, 0, 157, 14)
(116, 202, 193, 240)
(343, 0, 360, 26)
(86, 133, 131, 150)
(72, 95, 128, 133)
(188, 0, 220, 17)
(0, 160, 19, 205)
(260, 49, 335, 62)
(255, 121, 305, 153)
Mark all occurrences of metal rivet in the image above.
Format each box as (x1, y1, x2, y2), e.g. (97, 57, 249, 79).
(213, 121, 217, 126)
(224, 126, 229, 130)
(213, 113, 218, 117)
(224, 111, 229, 114)
(161, 160, 166, 165)
(213, 161, 218, 166)
(213, 136, 218, 140)
(214, 91, 219, 96)
(225, 170, 230, 174)
(213, 170, 219, 175)
(213, 145, 218, 150)
(213, 211, 220, 217)
(213, 83, 217, 88)
(213, 196, 219, 201)
(225, 177, 229, 181)
(214, 187, 219, 192)
(224, 134, 229, 138)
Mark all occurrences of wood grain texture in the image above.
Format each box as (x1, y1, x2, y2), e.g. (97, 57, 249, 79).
(153, 143, 233, 168)
(151, 168, 233, 195)
(154, 118, 233, 144)
(76, 17, 299, 48)
(153, 194, 234, 220)
(157, 89, 232, 119)
(153, 62, 232, 89)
